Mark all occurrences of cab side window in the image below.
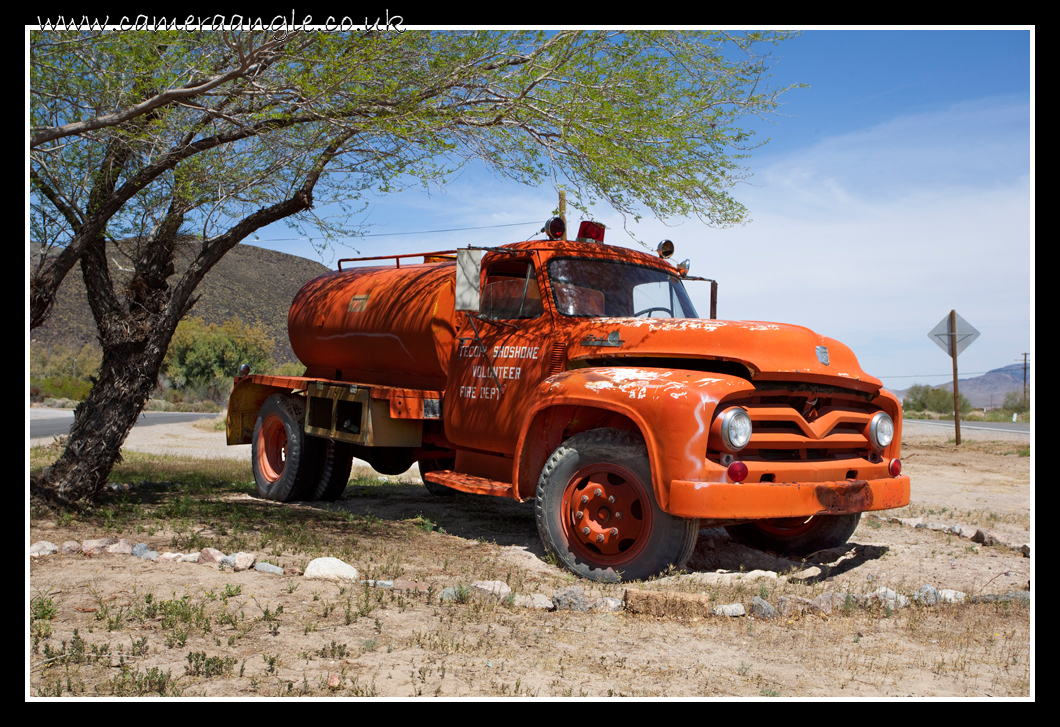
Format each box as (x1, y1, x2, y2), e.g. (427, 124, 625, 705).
(481, 260, 544, 320)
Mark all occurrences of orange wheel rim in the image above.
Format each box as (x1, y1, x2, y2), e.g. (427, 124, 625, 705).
(562, 463, 651, 566)
(757, 516, 815, 537)
(256, 414, 288, 481)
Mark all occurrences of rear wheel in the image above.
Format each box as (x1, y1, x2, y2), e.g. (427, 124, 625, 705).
(535, 428, 699, 582)
(308, 439, 355, 501)
(367, 447, 415, 476)
(725, 513, 861, 556)
(252, 394, 322, 502)
(419, 457, 458, 497)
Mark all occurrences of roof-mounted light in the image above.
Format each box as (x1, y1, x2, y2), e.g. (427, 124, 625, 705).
(657, 240, 674, 259)
(576, 220, 605, 243)
(542, 216, 566, 240)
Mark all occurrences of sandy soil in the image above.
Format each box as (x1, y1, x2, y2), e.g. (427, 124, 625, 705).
(28, 416, 1032, 698)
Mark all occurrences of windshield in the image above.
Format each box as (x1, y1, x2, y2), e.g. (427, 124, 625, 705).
(548, 258, 698, 319)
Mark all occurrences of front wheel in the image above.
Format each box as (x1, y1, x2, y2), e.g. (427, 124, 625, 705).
(724, 513, 861, 556)
(535, 428, 699, 583)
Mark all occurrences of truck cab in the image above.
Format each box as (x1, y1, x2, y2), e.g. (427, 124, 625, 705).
(227, 222, 910, 582)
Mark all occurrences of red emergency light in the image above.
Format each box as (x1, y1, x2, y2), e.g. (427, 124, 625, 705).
(576, 220, 605, 243)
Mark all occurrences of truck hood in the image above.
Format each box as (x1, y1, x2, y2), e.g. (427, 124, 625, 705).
(564, 318, 881, 391)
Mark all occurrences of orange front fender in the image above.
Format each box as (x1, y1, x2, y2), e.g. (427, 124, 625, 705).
(512, 367, 754, 508)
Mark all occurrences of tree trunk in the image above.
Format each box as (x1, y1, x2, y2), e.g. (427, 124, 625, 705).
(30, 231, 187, 507)
(31, 321, 172, 506)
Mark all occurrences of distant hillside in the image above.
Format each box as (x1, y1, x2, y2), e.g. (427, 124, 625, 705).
(892, 363, 1031, 409)
(30, 242, 332, 367)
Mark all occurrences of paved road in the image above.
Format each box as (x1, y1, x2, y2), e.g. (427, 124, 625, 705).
(902, 418, 1030, 435)
(28, 408, 217, 441)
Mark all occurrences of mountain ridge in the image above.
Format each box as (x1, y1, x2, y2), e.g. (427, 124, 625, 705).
(890, 363, 1031, 409)
(30, 243, 332, 367)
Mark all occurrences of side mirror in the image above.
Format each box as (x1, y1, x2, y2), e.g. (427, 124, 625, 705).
(455, 248, 483, 312)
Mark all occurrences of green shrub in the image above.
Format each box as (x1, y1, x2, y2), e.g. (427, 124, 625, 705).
(29, 342, 102, 401)
(30, 376, 94, 402)
(163, 316, 272, 398)
(30, 342, 102, 381)
(903, 383, 971, 414)
(268, 361, 306, 377)
(1003, 390, 1029, 414)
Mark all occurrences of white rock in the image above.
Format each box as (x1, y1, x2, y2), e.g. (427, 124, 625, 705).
(733, 569, 779, 581)
(938, 589, 966, 604)
(105, 539, 134, 555)
(712, 603, 746, 617)
(198, 547, 226, 564)
(153, 552, 183, 562)
(514, 594, 554, 610)
(30, 541, 59, 557)
(82, 538, 118, 555)
(304, 557, 359, 583)
(868, 587, 908, 608)
(232, 552, 256, 572)
(470, 580, 512, 600)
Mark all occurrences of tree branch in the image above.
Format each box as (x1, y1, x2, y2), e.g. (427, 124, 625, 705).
(30, 33, 294, 148)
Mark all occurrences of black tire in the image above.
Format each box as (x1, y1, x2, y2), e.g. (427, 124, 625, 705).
(307, 439, 355, 501)
(419, 457, 457, 497)
(252, 394, 322, 502)
(724, 513, 861, 556)
(535, 428, 699, 583)
(367, 447, 415, 476)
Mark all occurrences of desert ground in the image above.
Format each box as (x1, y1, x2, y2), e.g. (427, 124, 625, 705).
(28, 415, 1032, 698)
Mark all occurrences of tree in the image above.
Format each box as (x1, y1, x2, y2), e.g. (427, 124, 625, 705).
(163, 316, 273, 398)
(30, 29, 800, 506)
(1003, 390, 1029, 414)
(903, 384, 971, 414)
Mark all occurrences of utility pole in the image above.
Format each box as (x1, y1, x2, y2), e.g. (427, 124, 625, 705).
(950, 310, 961, 446)
(1021, 352, 1029, 402)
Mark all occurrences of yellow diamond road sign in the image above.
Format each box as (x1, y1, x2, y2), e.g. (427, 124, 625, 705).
(928, 312, 980, 358)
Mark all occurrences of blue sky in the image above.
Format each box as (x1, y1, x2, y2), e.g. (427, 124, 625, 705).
(245, 29, 1032, 395)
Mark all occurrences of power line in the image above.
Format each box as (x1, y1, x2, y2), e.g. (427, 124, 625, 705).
(252, 220, 541, 243)
(880, 371, 1000, 378)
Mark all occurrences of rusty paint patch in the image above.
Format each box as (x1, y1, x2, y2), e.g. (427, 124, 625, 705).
(814, 480, 873, 513)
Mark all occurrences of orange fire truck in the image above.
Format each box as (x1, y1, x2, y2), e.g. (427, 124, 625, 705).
(227, 218, 909, 582)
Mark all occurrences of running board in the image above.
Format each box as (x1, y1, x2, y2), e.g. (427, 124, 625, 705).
(423, 470, 513, 498)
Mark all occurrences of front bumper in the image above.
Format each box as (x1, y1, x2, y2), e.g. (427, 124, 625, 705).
(667, 475, 910, 520)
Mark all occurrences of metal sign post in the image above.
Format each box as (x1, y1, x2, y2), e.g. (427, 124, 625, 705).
(927, 310, 980, 445)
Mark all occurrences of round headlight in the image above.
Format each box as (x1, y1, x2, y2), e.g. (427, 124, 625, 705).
(720, 407, 753, 452)
(869, 412, 894, 449)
